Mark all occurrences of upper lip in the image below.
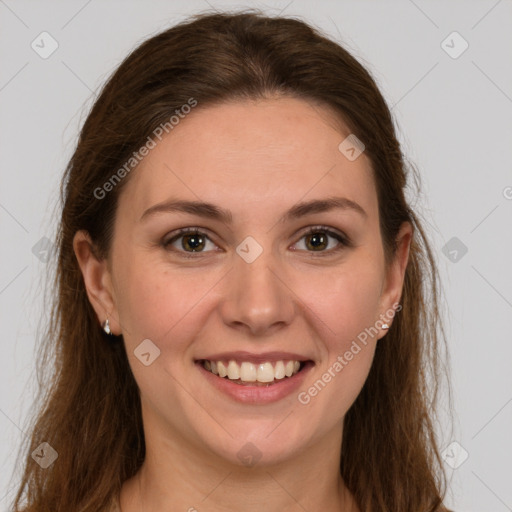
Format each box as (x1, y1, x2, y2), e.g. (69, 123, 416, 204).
(196, 351, 312, 364)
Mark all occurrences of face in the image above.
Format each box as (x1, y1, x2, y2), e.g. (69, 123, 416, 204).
(75, 96, 411, 467)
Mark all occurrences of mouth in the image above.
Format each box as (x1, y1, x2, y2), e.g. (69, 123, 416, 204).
(193, 350, 315, 403)
(197, 358, 311, 386)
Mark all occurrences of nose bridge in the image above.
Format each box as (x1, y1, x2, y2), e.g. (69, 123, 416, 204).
(221, 237, 295, 334)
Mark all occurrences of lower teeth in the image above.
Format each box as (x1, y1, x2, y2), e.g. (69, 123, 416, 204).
(226, 378, 276, 387)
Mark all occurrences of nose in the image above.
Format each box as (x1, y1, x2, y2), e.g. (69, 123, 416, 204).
(219, 248, 296, 337)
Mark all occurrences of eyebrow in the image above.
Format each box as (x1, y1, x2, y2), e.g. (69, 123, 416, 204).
(139, 196, 367, 224)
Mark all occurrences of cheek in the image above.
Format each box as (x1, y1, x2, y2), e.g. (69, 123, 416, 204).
(297, 258, 383, 398)
(114, 259, 218, 403)
(114, 254, 220, 350)
(296, 274, 381, 417)
(305, 262, 384, 345)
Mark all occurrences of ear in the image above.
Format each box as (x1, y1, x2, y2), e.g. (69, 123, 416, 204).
(73, 230, 121, 335)
(377, 221, 413, 336)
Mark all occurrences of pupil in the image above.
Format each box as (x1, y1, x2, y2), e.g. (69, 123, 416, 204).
(308, 233, 326, 250)
(184, 234, 204, 251)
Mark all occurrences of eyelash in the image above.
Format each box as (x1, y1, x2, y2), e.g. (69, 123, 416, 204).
(162, 225, 351, 258)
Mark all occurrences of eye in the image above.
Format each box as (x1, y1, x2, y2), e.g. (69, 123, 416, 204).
(292, 225, 351, 254)
(162, 228, 218, 257)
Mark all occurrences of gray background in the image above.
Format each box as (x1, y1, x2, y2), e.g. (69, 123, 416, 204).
(1, 0, 511, 510)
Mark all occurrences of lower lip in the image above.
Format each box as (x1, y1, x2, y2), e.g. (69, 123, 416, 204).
(196, 361, 314, 404)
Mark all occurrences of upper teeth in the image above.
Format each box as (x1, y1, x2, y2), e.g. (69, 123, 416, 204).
(203, 360, 301, 383)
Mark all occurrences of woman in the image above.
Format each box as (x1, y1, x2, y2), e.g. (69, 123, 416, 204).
(10, 10, 451, 512)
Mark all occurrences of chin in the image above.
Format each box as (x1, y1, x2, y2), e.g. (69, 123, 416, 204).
(196, 420, 319, 469)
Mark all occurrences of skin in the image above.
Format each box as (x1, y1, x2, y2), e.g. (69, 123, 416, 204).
(74, 96, 412, 511)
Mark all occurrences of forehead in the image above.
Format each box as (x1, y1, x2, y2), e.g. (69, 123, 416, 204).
(117, 97, 378, 223)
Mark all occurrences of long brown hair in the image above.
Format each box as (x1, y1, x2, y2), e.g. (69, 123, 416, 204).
(10, 10, 451, 512)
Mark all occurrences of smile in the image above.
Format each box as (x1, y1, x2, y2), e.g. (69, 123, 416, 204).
(195, 355, 314, 404)
(201, 359, 304, 385)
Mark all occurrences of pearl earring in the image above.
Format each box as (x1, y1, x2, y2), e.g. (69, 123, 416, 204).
(381, 323, 389, 329)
